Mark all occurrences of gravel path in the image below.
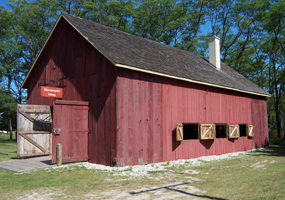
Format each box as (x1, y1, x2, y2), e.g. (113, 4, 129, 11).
(50, 149, 259, 177)
(17, 149, 263, 200)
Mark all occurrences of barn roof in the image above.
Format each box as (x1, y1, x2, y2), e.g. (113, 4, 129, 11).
(22, 13, 270, 97)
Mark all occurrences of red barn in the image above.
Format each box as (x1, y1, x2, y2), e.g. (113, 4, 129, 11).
(21, 13, 270, 166)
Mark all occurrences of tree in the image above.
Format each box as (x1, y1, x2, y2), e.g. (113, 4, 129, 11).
(0, 6, 21, 139)
(8, 0, 58, 72)
(0, 88, 17, 139)
(260, 0, 285, 138)
(1, 0, 285, 140)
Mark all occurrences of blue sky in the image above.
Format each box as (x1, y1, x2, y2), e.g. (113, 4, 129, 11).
(1, 0, 33, 8)
(1, 0, 13, 8)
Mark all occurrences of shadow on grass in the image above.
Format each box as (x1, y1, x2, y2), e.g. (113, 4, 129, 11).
(250, 145, 285, 157)
(130, 182, 227, 200)
(0, 135, 17, 161)
(0, 139, 17, 144)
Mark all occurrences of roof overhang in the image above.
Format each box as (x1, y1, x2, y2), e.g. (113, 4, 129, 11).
(21, 14, 270, 98)
(115, 64, 271, 97)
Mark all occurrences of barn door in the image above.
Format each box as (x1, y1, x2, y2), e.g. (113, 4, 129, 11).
(52, 100, 89, 163)
(17, 104, 52, 158)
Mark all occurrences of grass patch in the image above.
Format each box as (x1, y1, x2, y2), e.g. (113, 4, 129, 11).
(0, 141, 284, 199)
(0, 166, 113, 199)
(190, 147, 285, 200)
(0, 133, 17, 161)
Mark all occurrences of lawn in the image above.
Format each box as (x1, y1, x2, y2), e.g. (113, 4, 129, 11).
(0, 133, 17, 161)
(0, 134, 284, 199)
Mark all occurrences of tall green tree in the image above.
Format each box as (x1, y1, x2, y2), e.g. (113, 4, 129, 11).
(0, 88, 17, 139)
(1, 0, 285, 140)
(261, 0, 285, 138)
(8, 0, 58, 71)
(1, 0, 58, 139)
(52, 0, 134, 32)
(0, 6, 21, 139)
(132, 0, 186, 44)
(82, 0, 134, 32)
(131, 0, 207, 52)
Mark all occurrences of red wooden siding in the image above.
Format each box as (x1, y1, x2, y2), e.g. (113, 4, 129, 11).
(25, 19, 117, 166)
(251, 98, 269, 148)
(161, 77, 267, 162)
(116, 69, 268, 165)
(116, 69, 163, 166)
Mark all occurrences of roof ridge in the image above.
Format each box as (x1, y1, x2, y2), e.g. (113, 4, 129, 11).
(22, 13, 270, 97)
(56, 13, 271, 97)
(61, 12, 201, 59)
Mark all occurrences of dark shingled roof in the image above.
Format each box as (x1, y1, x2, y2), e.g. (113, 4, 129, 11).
(26, 13, 270, 97)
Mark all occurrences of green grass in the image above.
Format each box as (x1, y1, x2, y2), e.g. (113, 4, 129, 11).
(0, 167, 113, 199)
(190, 150, 285, 200)
(0, 134, 285, 199)
(0, 133, 17, 161)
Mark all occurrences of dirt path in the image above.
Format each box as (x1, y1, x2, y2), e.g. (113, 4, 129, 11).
(13, 151, 250, 199)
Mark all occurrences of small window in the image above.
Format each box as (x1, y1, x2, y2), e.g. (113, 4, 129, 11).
(228, 124, 239, 138)
(200, 124, 215, 139)
(239, 124, 247, 137)
(216, 124, 227, 138)
(247, 125, 254, 137)
(176, 123, 199, 141)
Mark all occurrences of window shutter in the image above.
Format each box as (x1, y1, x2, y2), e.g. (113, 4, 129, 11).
(247, 125, 254, 137)
(176, 123, 183, 141)
(200, 124, 215, 139)
(228, 124, 239, 138)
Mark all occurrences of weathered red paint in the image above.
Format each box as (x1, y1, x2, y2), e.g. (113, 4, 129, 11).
(116, 69, 163, 166)
(52, 100, 89, 163)
(115, 68, 268, 165)
(23, 17, 269, 166)
(25, 19, 117, 166)
(161, 77, 268, 162)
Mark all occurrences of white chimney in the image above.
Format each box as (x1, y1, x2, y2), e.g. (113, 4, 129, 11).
(208, 35, 221, 70)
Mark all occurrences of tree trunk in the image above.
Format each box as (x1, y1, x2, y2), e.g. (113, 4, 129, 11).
(8, 110, 13, 140)
(271, 35, 281, 138)
(273, 61, 281, 138)
(275, 101, 281, 138)
(7, 73, 13, 140)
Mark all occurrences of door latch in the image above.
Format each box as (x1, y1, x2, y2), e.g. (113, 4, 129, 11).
(53, 128, 61, 135)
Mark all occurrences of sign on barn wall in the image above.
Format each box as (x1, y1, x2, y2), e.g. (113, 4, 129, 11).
(41, 86, 63, 98)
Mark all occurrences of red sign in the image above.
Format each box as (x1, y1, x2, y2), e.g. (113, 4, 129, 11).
(41, 86, 63, 98)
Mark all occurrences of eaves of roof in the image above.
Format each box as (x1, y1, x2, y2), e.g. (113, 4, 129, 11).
(21, 13, 270, 98)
